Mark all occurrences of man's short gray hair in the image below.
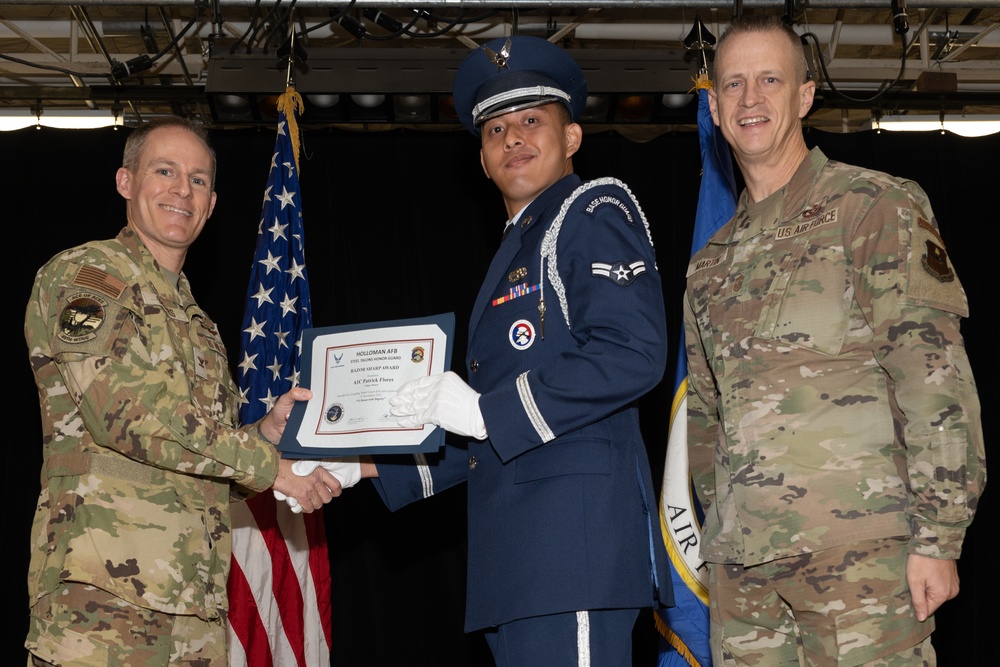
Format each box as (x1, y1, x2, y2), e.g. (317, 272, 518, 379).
(122, 116, 217, 188)
(715, 14, 809, 84)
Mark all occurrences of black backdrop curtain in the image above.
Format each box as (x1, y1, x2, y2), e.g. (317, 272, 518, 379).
(8, 125, 993, 664)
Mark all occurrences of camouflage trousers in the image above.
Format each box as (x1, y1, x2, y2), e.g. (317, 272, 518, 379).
(25, 583, 227, 667)
(709, 537, 935, 667)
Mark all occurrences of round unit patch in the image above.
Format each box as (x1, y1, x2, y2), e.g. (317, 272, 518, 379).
(411, 346, 425, 363)
(57, 292, 109, 343)
(508, 319, 535, 351)
(325, 403, 345, 424)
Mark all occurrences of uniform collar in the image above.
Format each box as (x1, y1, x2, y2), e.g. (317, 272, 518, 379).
(709, 148, 829, 246)
(522, 174, 581, 220)
(117, 226, 197, 312)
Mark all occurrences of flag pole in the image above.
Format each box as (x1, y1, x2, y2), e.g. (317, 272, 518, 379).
(227, 15, 332, 665)
(655, 14, 737, 667)
(279, 20, 303, 174)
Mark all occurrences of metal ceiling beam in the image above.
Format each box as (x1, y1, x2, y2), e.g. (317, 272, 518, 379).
(0, 54, 206, 75)
(2, 0, 999, 8)
(819, 58, 1000, 84)
(813, 89, 1000, 110)
(3, 0, 997, 129)
(6, 20, 999, 48)
(941, 22, 1000, 62)
(7, 52, 997, 88)
(13, 88, 1000, 106)
(7, 83, 997, 114)
(206, 48, 704, 94)
(0, 84, 206, 102)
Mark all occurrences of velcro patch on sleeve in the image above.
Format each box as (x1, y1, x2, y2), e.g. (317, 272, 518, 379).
(908, 217, 968, 317)
(71, 265, 127, 301)
(57, 292, 109, 344)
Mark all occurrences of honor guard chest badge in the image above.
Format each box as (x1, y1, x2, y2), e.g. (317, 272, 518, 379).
(508, 319, 536, 350)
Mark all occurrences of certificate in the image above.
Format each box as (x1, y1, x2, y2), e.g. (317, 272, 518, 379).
(279, 313, 455, 458)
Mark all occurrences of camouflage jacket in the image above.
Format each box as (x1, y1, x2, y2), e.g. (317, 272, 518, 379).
(684, 149, 985, 566)
(25, 227, 280, 619)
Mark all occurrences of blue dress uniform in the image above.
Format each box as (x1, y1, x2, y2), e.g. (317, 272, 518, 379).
(373, 36, 673, 655)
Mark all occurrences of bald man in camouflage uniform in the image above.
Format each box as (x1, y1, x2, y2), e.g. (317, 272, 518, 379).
(684, 15, 985, 666)
(24, 117, 338, 666)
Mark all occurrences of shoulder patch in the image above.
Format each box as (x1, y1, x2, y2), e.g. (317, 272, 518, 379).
(907, 216, 968, 317)
(71, 265, 127, 300)
(917, 218, 955, 283)
(57, 292, 109, 344)
(583, 193, 635, 225)
(541, 177, 654, 330)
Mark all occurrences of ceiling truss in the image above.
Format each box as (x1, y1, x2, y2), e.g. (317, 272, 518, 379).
(2, 1, 998, 132)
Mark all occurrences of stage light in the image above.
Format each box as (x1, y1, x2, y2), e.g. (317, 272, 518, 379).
(351, 94, 385, 109)
(0, 109, 120, 131)
(661, 93, 694, 109)
(867, 114, 1000, 137)
(306, 94, 340, 108)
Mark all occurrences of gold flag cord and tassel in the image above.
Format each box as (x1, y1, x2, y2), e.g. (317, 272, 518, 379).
(276, 86, 305, 173)
(690, 70, 714, 94)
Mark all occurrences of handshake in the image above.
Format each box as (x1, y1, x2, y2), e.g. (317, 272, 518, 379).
(269, 371, 487, 513)
(273, 458, 362, 514)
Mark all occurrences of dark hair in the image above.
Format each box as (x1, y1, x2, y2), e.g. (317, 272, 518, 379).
(122, 117, 217, 187)
(716, 14, 809, 83)
(550, 100, 573, 126)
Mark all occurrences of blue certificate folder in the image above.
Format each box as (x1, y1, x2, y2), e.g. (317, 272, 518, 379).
(278, 312, 455, 458)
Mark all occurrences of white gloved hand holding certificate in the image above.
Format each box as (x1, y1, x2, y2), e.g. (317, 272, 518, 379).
(388, 371, 488, 440)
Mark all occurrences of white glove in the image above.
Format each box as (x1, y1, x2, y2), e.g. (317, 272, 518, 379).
(388, 371, 487, 440)
(272, 488, 303, 512)
(273, 457, 362, 513)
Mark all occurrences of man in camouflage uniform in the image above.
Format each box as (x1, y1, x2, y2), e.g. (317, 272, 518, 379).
(684, 14, 985, 666)
(24, 117, 340, 666)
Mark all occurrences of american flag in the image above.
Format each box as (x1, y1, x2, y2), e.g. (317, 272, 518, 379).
(228, 89, 332, 667)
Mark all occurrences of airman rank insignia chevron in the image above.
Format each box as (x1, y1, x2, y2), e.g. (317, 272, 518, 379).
(591, 260, 646, 286)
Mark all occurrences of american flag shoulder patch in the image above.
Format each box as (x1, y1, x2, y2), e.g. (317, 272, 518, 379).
(71, 265, 127, 300)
